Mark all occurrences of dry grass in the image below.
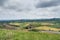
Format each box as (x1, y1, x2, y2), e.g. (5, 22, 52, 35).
(35, 26, 60, 32)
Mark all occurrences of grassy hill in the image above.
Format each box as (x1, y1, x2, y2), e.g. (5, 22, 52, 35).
(0, 18, 60, 40)
(0, 29, 60, 40)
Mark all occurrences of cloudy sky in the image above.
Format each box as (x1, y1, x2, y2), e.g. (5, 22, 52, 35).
(0, 0, 60, 20)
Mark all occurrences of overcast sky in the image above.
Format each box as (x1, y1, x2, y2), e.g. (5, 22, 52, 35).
(0, 0, 60, 20)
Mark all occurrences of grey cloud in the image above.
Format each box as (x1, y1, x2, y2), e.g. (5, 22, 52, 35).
(0, 0, 60, 20)
(4, 7, 31, 12)
(0, 0, 7, 6)
(36, 0, 60, 8)
(4, 6, 31, 12)
(3, 0, 33, 12)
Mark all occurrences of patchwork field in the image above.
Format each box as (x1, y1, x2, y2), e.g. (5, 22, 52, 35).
(0, 19, 60, 40)
(8, 22, 60, 32)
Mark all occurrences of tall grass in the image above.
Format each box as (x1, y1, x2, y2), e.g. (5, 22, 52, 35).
(0, 29, 60, 40)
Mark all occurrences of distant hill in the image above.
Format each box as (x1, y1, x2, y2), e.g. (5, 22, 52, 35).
(0, 18, 60, 23)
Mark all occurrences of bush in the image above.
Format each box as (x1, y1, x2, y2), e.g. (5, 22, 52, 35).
(30, 29, 40, 32)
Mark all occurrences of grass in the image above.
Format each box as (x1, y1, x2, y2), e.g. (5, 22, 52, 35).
(34, 26, 60, 32)
(9, 22, 60, 28)
(0, 29, 60, 40)
(0, 21, 60, 40)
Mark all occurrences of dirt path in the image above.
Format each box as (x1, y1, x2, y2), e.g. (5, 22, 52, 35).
(40, 31, 60, 34)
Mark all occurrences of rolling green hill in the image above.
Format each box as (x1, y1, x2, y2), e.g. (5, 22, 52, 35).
(0, 18, 60, 40)
(0, 29, 60, 40)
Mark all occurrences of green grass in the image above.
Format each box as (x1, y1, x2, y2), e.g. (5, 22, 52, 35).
(0, 21, 60, 40)
(0, 29, 60, 40)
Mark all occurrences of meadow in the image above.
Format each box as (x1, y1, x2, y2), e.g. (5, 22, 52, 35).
(0, 18, 60, 40)
(0, 29, 60, 40)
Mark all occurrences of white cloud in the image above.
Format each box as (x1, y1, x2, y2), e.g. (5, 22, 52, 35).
(0, 0, 60, 20)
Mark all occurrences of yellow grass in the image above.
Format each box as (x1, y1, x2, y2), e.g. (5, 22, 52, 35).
(9, 23, 20, 25)
(35, 26, 60, 32)
(41, 23, 54, 25)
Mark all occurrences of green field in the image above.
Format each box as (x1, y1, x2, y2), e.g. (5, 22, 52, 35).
(0, 29, 60, 40)
(0, 19, 60, 40)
